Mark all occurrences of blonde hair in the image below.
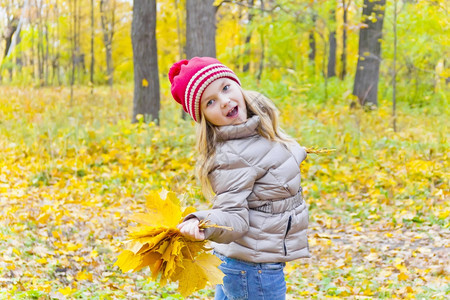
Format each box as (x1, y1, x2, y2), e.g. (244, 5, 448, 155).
(196, 89, 295, 198)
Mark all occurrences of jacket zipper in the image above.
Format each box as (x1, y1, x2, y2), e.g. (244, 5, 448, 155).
(283, 216, 292, 256)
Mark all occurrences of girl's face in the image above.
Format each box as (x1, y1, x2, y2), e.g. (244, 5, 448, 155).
(200, 78, 247, 126)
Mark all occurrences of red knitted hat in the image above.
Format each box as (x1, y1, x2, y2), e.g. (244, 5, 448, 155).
(168, 57, 241, 122)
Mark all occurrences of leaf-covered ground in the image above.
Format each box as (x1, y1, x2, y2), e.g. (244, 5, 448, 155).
(0, 86, 448, 299)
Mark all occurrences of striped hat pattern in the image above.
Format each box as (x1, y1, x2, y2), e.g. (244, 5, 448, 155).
(169, 57, 241, 122)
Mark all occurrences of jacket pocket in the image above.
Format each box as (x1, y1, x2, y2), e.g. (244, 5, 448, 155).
(290, 202, 308, 232)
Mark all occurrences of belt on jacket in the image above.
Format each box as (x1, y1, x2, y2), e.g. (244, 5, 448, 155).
(251, 187, 304, 214)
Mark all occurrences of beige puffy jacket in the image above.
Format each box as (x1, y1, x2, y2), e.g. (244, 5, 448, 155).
(190, 115, 309, 263)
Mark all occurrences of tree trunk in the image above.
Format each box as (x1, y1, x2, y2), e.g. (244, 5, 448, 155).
(100, 0, 115, 87)
(3, 18, 18, 59)
(37, 25, 43, 85)
(186, 0, 216, 59)
(77, 0, 84, 79)
(70, 0, 78, 104)
(31, 21, 36, 82)
(340, 0, 348, 79)
(35, 0, 45, 85)
(308, 33, 316, 63)
(132, 0, 160, 124)
(90, 0, 95, 89)
(174, 0, 184, 60)
(308, 13, 317, 64)
(256, 0, 265, 81)
(15, 27, 22, 73)
(44, 23, 49, 86)
(353, 0, 386, 107)
(41, 1, 50, 85)
(184, 0, 216, 119)
(392, 0, 398, 131)
(243, 0, 254, 73)
(236, 4, 243, 70)
(327, 31, 337, 78)
(327, 9, 337, 78)
(2, 17, 18, 82)
(54, 0, 61, 85)
(4, 0, 29, 81)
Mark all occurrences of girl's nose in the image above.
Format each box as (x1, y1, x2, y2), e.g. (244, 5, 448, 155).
(220, 98, 230, 108)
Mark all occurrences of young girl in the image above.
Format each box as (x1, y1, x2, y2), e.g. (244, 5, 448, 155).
(169, 57, 309, 300)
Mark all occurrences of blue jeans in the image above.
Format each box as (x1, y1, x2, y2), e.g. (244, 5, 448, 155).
(214, 252, 286, 300)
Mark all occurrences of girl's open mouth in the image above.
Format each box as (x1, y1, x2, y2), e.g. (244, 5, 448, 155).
(226, 106, 238, 117)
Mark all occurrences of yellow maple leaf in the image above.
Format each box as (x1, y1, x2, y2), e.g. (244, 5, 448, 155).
(142, 78, 149, 87)
(168, 253, 223, 296)
(58, 286, 75, 296)
(36, 257, 47, 264)
(150, 259, 164, 280)
(114, 190, 226, 297)
(398, 272, 409, 281)
(194, 252, 224, 286)
(76, 270, 93, 281)
(134, 252, 161, 272)
(182, 206, 197, 217)
(128, 229, 174, 253)
(114, 250, 143, 272)
(162, 239, 184, 277)
(182, 239, 207, 259)
(127, 225, 165, 237)
(66, 242, 83, 251)
(132, 191, 183, 227)
(12, 248, 21, 256)
(171, 259, 209, 297)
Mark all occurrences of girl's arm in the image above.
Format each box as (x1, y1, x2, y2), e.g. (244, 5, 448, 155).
(182, 151, 258, 244)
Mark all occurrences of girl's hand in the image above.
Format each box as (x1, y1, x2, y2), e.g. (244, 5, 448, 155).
(177, 218, 205, 241)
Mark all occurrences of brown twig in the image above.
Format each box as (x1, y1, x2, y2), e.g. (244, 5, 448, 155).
(199, 219, 234, 231)
(305, 147, 336, 154)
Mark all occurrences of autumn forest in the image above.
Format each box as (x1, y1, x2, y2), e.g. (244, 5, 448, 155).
(0, 0, 448, 299)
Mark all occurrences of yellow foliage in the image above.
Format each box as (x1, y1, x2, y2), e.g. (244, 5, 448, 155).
(0, 86, 447, 298)
(66, 242, 83, 252)
(36, 258, 47, 264)
(114, 191, 223, 297)
(398, 272, 409, 281)
(58, 286, 76, 296)
(76, 270, 93, 281)
(12, 248, 20, 256)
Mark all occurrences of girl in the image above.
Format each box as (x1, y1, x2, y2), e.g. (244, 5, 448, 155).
(169, 57, 309, 300)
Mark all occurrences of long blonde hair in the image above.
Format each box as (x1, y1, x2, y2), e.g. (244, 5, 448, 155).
(196, 89, 294, 198)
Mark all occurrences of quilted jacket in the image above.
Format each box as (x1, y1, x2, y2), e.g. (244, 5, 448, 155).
(189, 115, 309, 263)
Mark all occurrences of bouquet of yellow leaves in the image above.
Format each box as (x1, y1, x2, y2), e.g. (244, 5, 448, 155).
(114, 191, 224, 297)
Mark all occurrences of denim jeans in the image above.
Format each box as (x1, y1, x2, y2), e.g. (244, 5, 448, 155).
(214, 252, 286, 300)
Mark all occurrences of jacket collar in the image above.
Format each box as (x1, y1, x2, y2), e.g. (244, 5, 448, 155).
(216, 115, 260, 141)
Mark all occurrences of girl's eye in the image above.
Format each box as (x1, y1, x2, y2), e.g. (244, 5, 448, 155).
(206, 99, 214, 106)
(223, 85, 230, 92)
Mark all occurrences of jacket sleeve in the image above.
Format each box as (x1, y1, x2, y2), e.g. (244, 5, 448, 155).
(187, 150, 257, 244)
(287, 141, 307, 165)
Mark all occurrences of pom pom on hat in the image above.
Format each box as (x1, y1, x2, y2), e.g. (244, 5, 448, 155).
(168, 59, 188, 84)
(168, 57, 240, 122)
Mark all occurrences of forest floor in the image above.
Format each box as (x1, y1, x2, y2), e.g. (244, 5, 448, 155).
(0, 86, 448, 299)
